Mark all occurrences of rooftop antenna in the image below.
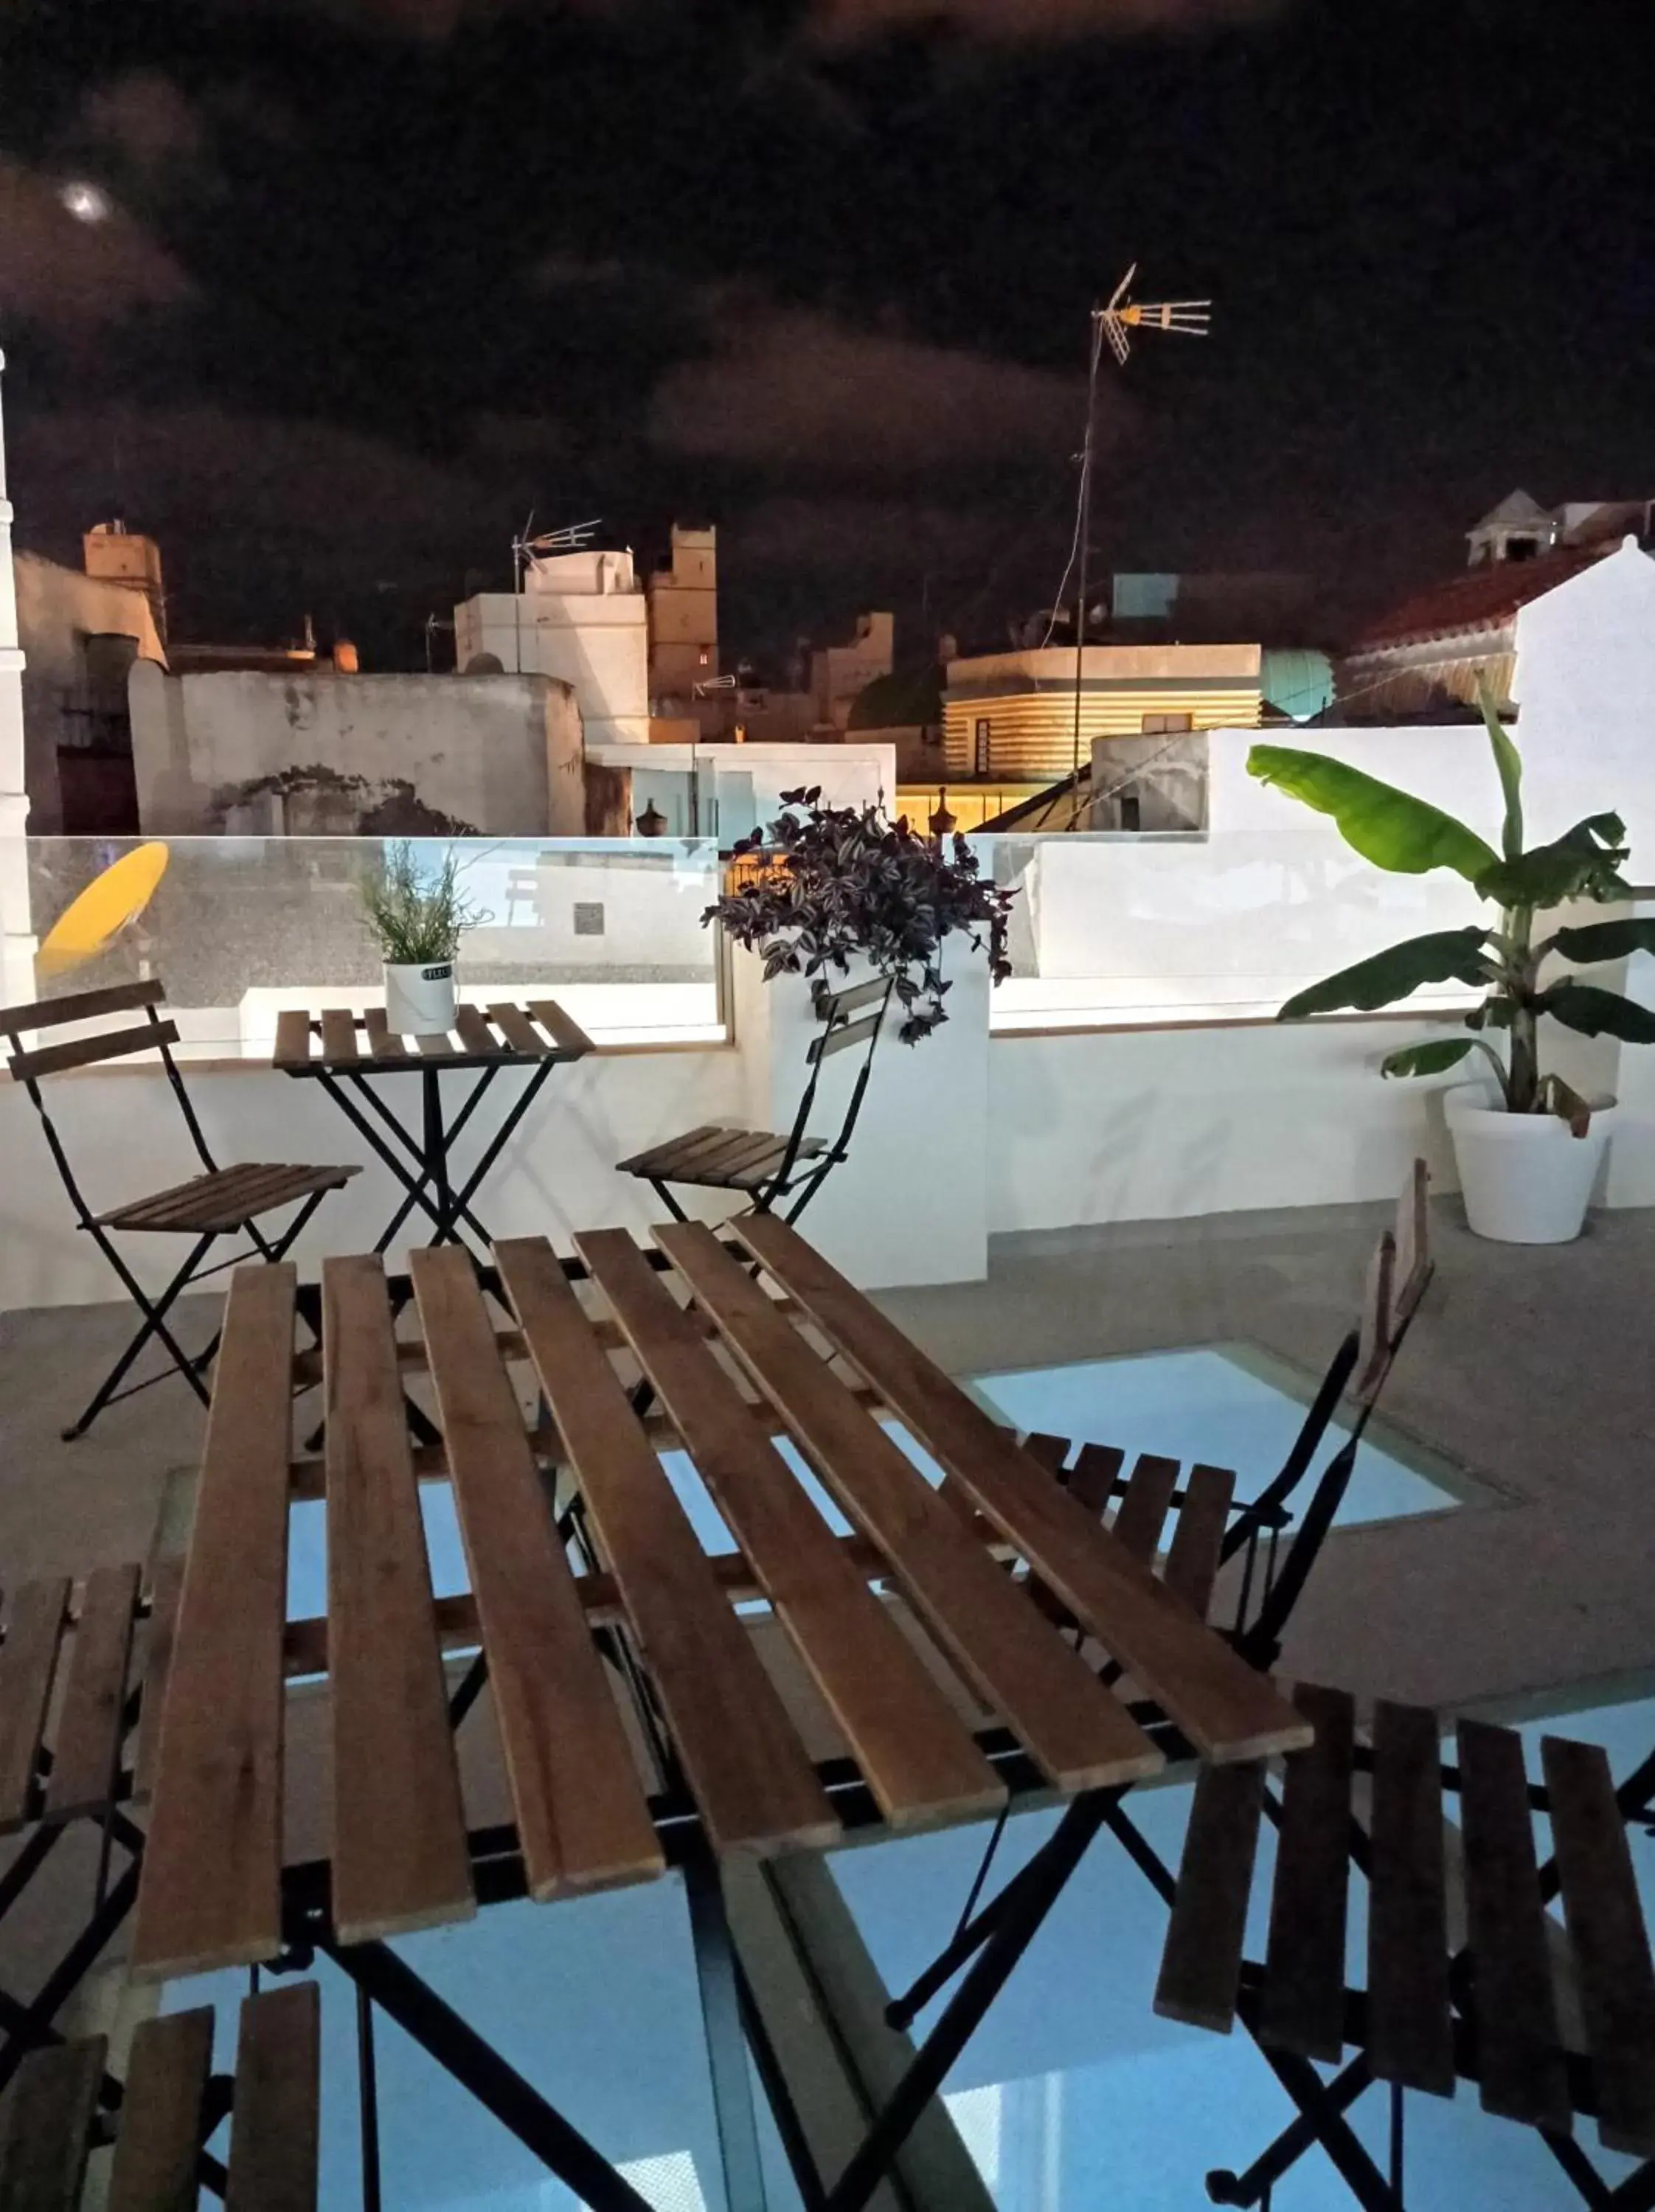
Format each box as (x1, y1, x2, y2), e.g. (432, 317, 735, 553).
(511, 513, 602, 591)
(1070, 266, 1212, 776)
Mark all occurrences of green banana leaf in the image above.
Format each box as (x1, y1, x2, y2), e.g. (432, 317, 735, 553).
(1474, 814, 1630, 909)
(1539, 979, 1655, 1042)
(1478, 689, 1524, 860)
(1548, 917, 1655, 965)
(1247, 747, 1499, 881)
(1277, 928, 1493, 1020)
(1379, 1037, 1479, 1079)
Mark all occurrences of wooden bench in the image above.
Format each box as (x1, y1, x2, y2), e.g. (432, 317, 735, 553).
(1150, 1686, 1655, 2204)
(0, 1982, 319, 2211)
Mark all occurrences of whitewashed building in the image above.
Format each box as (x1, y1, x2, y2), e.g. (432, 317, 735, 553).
(454, 546, 649, 746)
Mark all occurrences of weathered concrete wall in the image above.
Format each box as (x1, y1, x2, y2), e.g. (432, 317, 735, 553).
(13, 550, 165, 832)
(128, 664, 584, 837)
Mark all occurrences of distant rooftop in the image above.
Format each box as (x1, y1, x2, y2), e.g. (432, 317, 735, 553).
(1350, 543, 1614, 652)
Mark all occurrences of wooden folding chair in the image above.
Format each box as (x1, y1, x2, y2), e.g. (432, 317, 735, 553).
(1145, 1688, 1655, 2212)
(2, 979, 358, 1439)
(617, 975, 893, 1225)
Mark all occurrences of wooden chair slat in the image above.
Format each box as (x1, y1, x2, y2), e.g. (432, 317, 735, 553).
(696, 1133, 792, 1188)
(225, 1983, 319, 2212)
(1069, 1443, 1125, 1515)
(44, 1562, 139, 1822)
(655, 1221, 1161, 1792)
(655, 1127, 759, 1177)
(133, 1558, 184, 1804)
(131, 1265, 295, 1979)
(808, 1010, 883, 1063)
(451, 1004, 499, 1057)
(1160, 1464, 1235, 1621)
(361, 1006, 409, 1061)
(1457, 1718, 1571, 2132)
(813, 975, 889, 1019)
(1260, 1681, 1356, 2062)
(1110, 1454, 1180, 1563)
(107, 2007, 214, 2212)
(724, 1142, 800, 1191)
(1543, 1733, 1655, 2157)
(484, 1003, 547, 1057)
(527, 998, 594, 1057)
(323, 1256, 474, 1943)
(317, 1009, 358, 1065)
(406, 1247, 663, 1898)
(617, 1125, 724, 1176)
(1353, 1228, 1398, 1405)
(0, 978, 166, 1035)
(183, 1166, 328, 1234)
(0, 2038, 105, 2212)
(271, 1011, 312, 1071)
(576, 1229, 1002, 1829)
(1154, 1762, 1266, 2031)
(1367, 1699, 1455, 2096)
(0, 1578, 69, 1832)
(1393, 1158, 1432, 1324)
(11, 1019, 180, 1084)
(732, 1217, 1307, 1763)
(496, 1237, 837, 1854)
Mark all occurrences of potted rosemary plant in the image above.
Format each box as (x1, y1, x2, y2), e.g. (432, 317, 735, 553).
(359, 842, 488, 1036)
(704, 788, 1015, 1040)
(1249, 696, 1655, 1243)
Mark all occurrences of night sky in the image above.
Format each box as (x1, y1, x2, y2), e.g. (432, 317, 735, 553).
(1, 0, 1651, 670)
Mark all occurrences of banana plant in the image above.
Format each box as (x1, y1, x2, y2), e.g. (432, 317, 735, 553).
(1246, 693, 1655, 1131)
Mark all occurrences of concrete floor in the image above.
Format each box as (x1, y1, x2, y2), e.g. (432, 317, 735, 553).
(2, 1194, 1651, 1718)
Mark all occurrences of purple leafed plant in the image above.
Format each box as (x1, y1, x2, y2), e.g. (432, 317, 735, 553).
(703, 788, 1016, 1043)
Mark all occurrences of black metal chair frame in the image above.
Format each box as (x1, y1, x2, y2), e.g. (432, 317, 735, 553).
(1110, 1725, 1655, 2212)
(634, 975, 895, 1228)
(4, 981, 339, 1439)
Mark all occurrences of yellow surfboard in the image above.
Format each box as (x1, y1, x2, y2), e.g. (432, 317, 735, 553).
(38, 843, 170, 976)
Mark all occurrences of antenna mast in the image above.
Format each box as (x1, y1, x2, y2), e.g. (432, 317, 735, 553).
(1069, 266, 1212, 777)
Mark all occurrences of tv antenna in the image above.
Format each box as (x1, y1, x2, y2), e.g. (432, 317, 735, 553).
(1067, 266, 1212, 774)
(511, 513, 602, 592)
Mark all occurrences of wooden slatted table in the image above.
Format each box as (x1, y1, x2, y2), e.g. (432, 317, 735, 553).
(271, 999, 592, 1258)
(133, 1217, 1308, 1982)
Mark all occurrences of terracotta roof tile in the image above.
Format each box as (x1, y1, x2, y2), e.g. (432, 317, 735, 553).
(1352, 544, 1611, 651)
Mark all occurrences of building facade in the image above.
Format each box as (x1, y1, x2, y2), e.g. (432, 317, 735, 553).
(455, 547, 648, 745)
(646, 524, 719, 734)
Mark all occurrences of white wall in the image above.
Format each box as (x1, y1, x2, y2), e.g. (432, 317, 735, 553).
(0, 361, 30, 1003)
(456, 588, 649, 747)
(128, 666, 584, 838)
(591, 742, 896, 844)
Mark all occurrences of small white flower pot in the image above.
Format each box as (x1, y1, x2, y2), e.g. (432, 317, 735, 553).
(1446, 1083, 1617, 1244)
(383, 960, 456, 1037)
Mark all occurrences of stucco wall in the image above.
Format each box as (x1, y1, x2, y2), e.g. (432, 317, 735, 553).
(128, 664, 585, 837)
(13, 552, 165, 832)
(456, 590, 650, 745)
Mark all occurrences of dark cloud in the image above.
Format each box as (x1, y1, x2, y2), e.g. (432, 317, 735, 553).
(808, 0, 1285, 39)
(0, 161, 193, 330)
(77, 74, 204, 174)
(650, 302, 1106, 478)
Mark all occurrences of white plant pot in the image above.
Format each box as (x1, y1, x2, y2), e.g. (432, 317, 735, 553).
(383, 960, 456, 1037)
(1446, 1084, 1617, 1244)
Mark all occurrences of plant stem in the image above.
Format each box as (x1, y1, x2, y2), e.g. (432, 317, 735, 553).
(1505, 903, 1540, 1112)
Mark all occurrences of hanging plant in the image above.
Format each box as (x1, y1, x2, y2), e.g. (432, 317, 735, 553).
(704, 789, 1016, 1043)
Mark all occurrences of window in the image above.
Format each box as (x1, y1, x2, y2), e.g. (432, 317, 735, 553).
(698, 647, 712, 667)
(1119, 790, 1142, 832)
(1141, 712, 1193, 734)
(974, 717, 991, 776)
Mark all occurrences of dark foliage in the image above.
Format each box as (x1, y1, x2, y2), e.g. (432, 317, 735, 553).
(703, 790, 1016, 1043)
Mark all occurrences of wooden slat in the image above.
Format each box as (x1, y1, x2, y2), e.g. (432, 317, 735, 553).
(808, 1010, 884, 1063)
(1543, 1733, 1655, 2156)
(527, 998, 594, 1057)
(1154, 1763, 1266, 2031)
(1069, 1442, 1125, 1515)
(133, 1559, 184, 1803)
(495, 1237, 838, 1854)
(105, 1163, 272, 1230)
(271, 1011, 311, 1071)
(576, 1229, 1003, 1829)
(654, 1221, 1162, 1791)
(324, 1256, 473, 1943)
(108, 2008, 214, 2212)
(1367, 1698, 1455, 2096)
(724, 1142, 797, 1192)
(484, 1003, 548, 1057)
(1260, 1681, 1356, 2062)
(406, 1246, 663, 1896)
(0, 2039, 105, 2212)
(317, 1009, 358, 1065)
(1110, 1455, 1180, 1563)
(0, 1578, 69, 1832)
(653, 1127, 757, 1178)
(1353, 1228, 1398, 1404)
(131, 1265, 296, 1980)
(1162, 1464, 1235, 1621)
(11, 1019, 179, 1083)
(225, 1983, 319, 2212)
(1457, 1717, 1570, 2131)
(813, 975, 889, 1019)
(617, 1124, 724, 1177)
(1393, 1158, 1432, 1324)
(695, 1133, 792, 1188)
(679, 1132, 782, 1183)
(452, 1004, 499, 1057)
(44, 1562, 139, 1822)
(361, 1006, 409, 1060)
(739, 1213, 1302, 1759)
(181, 1167, 318, 1234)
(0, 977, 165, 1035)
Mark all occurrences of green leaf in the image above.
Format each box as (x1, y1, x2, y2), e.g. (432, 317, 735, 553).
(1478, 684, 1524, 860)
(1474, 815, 1631, 909)
(1549, 917, 1655, 965)
(1247, 746, 1499, 881)
(1538, 979, 1655, 1043)
(1277, 928, 1493, 1019)
(1379, 1037, 1478, 1079)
